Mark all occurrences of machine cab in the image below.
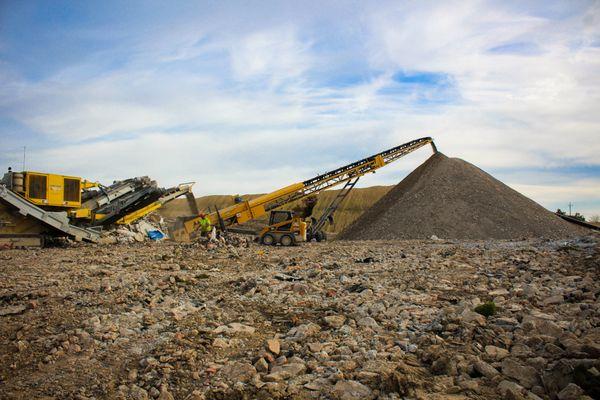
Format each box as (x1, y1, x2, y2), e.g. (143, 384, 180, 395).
(269, 210, 294, 229)
(259, 210, 307, 246)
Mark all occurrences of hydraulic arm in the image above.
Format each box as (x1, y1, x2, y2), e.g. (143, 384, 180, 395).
(174, 137, 436, 241)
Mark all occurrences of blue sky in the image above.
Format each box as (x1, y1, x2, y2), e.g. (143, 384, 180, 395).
(1, 0, 599, 217)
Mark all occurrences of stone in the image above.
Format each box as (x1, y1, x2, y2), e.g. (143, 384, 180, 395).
(213, 322, 255, 335)
(582, 343, 600, 358)
(356, 371, 380, 386)
(489, 288, 509, 296)
(333, 380, 374, 400)
(254, 357, 269, 373)
(266, 338, 280, 355)
(304, 378, 331, 391)
(149, 387, 160, 398)
(534, 319, 563, 338)
(557, 383, 585, 400)
(485, 345, 509, 360)
(128, 369, 138, 382)
(287, 323, 321, 340)
(460, 309, 486, 325)
(129, 385, 149, 400)
(16, 340, 27, 352)
(459, 378, 480, 392)
(157, 385, 174, 400)
(357, 316, 379, 329)
(0, 305, 27, 316)
(502, 358, 539, 389)
(212, 338, 229, 348)
(498, 380, 525, 398)
(218, 362, 257, 383)
(264, 363, 306, 381)
(542, 295, 564, 306)
(324, 315, 346, 329)
(523, 284, 538, 298)
(474, 361, 499, 378)
(228, 322, 256, 334)
(432, 355, 457, 376)
(213, 325, 229, 334)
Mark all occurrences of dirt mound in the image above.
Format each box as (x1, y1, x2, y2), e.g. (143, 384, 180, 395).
(339, 152, 586, 240)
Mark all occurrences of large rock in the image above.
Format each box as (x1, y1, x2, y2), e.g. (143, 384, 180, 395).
(460, 309, 486, 326)
(502, 358, 539, 389)
(266, 338, 280, 355)
(497, 380, 525, 398)
(287, 323, 321, 341)
(357, 316, 379, 329)
(474, 361, 499, 379)
(333, 380, 375, 400)
(485, 345, 509, 360)
(264, 363, 306, 381)
(218, 362, 257, 383)
(557, 383, 585, 400)
(129, 385, 149, 400)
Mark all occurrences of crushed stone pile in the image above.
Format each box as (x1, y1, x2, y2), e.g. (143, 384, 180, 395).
(339, 152, 586, 240)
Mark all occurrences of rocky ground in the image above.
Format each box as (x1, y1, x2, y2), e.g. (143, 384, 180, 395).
(0, 234, 599, 400)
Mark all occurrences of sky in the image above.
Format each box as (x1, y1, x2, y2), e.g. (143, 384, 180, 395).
(1, 0, 599, 217)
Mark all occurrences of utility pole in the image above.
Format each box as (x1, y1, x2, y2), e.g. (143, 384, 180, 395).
(568, 202, 573, 216)
(22, 146, 26, 171)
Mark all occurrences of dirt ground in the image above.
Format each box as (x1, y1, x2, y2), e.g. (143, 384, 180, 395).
(1, 234, 599, 399)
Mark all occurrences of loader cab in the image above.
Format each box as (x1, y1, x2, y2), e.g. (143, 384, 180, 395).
(269, 210, 294, 230)
(259, 210, 307, 246)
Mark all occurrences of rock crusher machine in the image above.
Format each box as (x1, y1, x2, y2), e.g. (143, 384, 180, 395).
(0, 169, 196, 247)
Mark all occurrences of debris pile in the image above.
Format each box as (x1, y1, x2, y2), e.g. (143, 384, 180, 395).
(340, 152, 586, 240)
(1, 236, 598, 399)
(103, 217, 168, 244)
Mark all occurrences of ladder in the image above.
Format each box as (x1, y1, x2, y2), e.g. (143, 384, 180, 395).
(308, 177, 360, 239)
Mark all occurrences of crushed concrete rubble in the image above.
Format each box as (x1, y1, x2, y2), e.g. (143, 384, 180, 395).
(0, 234, 598, 399)
(103, 217, 169, 244)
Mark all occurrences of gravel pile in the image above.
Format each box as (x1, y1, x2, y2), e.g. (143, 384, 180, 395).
(339, 152, 586, 240)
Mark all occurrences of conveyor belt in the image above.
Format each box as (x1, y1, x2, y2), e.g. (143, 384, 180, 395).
(0, 184, 102, 243)
(556, 213, 600, 231)
(177, 136, 437, 240)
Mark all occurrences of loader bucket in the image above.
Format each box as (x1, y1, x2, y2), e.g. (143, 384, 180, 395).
(168, 216, 193, 242)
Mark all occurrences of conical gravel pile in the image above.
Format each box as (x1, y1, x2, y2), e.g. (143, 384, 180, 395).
(339, 152, 586, 240)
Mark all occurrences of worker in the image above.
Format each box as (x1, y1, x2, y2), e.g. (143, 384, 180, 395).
(198, 213, 212, 236)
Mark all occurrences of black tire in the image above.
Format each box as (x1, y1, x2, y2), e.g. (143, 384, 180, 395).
(261, 233, 275, 245)
(280, 234, 294, 246)
(315, 231, 324, 242)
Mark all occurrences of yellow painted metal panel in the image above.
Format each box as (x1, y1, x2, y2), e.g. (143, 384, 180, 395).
(115, 201, 162, 225)
(235, 204, 266, 224)
(23, 171, 82, 208)
(47, 174, 64, 206)
(70, 208, 92, 219)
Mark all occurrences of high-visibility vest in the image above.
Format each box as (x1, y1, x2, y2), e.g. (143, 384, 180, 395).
(199, 217, 212, 233)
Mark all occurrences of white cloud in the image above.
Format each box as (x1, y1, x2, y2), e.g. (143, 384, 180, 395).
(229, 27, 312, 84)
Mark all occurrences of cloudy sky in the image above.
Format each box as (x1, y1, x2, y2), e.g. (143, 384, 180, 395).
(1, 1, 599, 216)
